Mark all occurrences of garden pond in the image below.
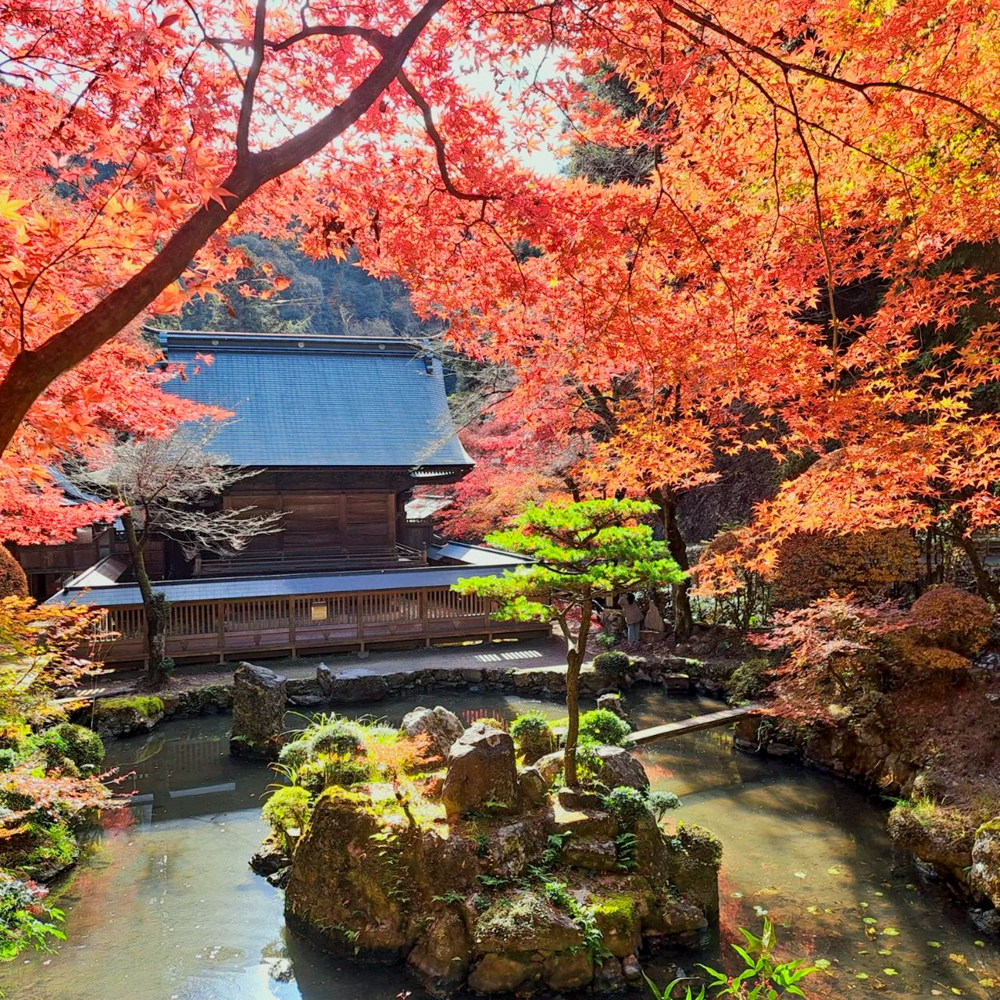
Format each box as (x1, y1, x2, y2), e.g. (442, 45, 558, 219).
(2, 688, 998, 999)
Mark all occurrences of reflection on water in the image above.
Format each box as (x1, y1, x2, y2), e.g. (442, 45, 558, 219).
(2, 689, 997, 1000)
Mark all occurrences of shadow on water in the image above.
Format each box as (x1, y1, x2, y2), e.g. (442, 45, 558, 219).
(1, 689, 997, 1000)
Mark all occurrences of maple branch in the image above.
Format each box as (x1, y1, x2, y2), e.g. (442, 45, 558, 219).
(782, 70, 841, 378)
(267, 24, 389, 54)
(663, 0, 1000, 136)
(396, 70, 499, 204)
(236, 0, 269, 160)
(0, 0, 449, 458)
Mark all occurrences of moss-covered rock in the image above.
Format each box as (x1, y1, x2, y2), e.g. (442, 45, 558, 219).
(667, 822, 722, 919)
(887, 800, 974, 876)
(92, 695, 164, 738)
(407, 907, 472, 992)
(273, 707, 720, 995)
(971, 818, 1000, 908)
(467, 953, 534, 993)
(474, 890, 584, 954)
(285, 787, 416, 959)
(591, 892, 641, 957)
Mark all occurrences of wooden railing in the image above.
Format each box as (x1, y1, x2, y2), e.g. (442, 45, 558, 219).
(89, 585, 541, 664)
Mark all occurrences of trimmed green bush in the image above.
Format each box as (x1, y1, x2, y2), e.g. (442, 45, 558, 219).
(509, 712, 556, 763)
(45, 724, 104, 770)
(277, 737, 313, 770)
(647, 790, 682, 818)
(593, 650, 631, 681)
(727, 657, 771, 704)
(262, 785, 311, 848)
(306, 717, 365, 756)
(579, 708, 632, 747)
(602, 786, 649, 826)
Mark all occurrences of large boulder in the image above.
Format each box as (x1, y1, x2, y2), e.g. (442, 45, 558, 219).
(971, 819, 1000, 908)
(441, 723, 518, 818)
(230, 662, 287, 760)
(407, 908, 472, 991)
(285, 787, 415, 959)
(590, 746, 650, 791)
(467, 954, 533, 994)
(401, 706, 466, 765)
(473, 890, 584, 954)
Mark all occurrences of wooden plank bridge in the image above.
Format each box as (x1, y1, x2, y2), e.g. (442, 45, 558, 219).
(630, 704, 761, 745)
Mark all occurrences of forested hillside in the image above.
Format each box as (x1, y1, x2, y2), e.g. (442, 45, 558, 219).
(163, 234, 436, 338)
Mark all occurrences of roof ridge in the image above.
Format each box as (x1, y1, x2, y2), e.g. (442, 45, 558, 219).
(152, 327, 425, 357)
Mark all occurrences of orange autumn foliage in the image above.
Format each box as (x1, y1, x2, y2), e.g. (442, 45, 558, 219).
(0, 0, 998, 560)
(771, 530, 920, 608)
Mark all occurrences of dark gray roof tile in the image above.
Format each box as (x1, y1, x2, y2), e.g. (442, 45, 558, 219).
(158, 331, 472, 469)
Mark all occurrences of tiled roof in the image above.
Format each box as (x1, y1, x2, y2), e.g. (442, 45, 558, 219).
(46, 561, 524, 608)
(157, 331, 473, 470)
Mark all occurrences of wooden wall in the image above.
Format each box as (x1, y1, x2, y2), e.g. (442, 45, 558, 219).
(223, 490, 396, 553)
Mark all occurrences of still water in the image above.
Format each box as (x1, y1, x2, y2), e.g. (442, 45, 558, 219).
(3, 689, 998, 1000)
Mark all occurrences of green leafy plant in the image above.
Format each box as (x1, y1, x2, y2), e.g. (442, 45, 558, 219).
(646, 919, 818, 999)
(727, 658, 771, 705)
(579, 708, 632, 747)
(648, 790, 682, 819)
(541, 831, 572, 869)
(593, 650, 631, 681)
(613, 831, 639, 871)
(603, 785, 649, 826)
(296, 753, 372, 794)
(261, 785, 310, 853)
(509, 711, 556, 763)
(0, 874, 65, 962)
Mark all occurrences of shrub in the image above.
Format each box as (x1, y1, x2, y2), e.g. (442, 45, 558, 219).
(648, 790, 682, 818)
(509, 712, 555, 763)
(727, 657, 771, 704)
(0, 749, 16, 772)
(593, 650, 631, 681)
(693, 528, 771, 633)
(0, 873, 65, 961)
(579, 708, 632, 747)
(910, 585, 992, 656)
(277, 738, 313, 771)
(306, 716, 365, 756)
(0, 547, 27, 600)
(262, 785, 311, 850)
(44, 724, 104, 771)
(602, 785, 649, 827)
(296, 754, 372, 794)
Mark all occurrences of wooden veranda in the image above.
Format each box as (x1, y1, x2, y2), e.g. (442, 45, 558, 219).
(54, 561, 543, 666)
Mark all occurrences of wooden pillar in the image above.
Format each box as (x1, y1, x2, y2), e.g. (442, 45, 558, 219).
(420, 590, 430, 647)
(217, 600, 226, 664)
(357, 591, 365, 653)
(288, 597, 296, 657)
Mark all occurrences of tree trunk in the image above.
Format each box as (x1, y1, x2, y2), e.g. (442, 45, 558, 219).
(121, 511, 170, 687)
(957, 534, 1000, 605)
(657, 493, 693, 639)
(563, 588, 592, 787)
